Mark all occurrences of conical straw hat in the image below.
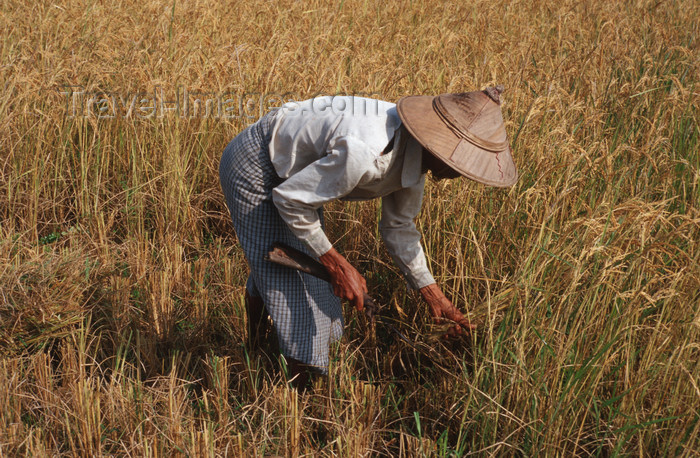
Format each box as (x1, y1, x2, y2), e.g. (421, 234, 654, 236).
(397, 86, 518, 187)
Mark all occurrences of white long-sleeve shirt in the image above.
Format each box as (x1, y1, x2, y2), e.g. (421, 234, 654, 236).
(268, 96, 435, 289)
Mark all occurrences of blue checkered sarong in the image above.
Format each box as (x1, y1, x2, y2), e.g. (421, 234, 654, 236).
(218, 113, 344, 372)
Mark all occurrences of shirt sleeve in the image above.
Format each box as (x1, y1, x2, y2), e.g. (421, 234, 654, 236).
(379, 175, 436, 289)
(272, 135, 374, 257)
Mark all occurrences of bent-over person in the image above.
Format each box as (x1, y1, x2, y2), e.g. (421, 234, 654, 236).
(219, 86, 517, 389)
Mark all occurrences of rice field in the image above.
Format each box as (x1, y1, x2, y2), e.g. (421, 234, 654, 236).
(0, 0, 698, 455)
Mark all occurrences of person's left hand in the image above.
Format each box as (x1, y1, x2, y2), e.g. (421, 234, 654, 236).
(419, 283, 475, 336)
(319, 247, 368, 311)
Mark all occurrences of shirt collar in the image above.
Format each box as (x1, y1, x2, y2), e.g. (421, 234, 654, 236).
(392, 124, 424, 188)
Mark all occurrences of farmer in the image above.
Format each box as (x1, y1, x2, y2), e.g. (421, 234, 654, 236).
(219, 86, 517, 388)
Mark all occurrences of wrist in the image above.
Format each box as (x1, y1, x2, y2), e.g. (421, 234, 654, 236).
(319, 247, 344, 273)
(419, 283, 442, 301)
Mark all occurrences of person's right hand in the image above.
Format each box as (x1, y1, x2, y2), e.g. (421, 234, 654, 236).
(319, 247, 368, 311)
(420, 283, 475, 336)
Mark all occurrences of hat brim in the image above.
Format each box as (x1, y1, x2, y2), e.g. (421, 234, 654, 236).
(397, 95, 518, 187)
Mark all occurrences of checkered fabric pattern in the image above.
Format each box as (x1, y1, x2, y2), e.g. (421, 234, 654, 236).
(219, 112, 344, 372)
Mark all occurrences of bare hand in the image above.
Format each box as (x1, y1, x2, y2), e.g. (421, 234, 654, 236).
(319, 247, 368, 311)
(420, 283, 475, 336)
